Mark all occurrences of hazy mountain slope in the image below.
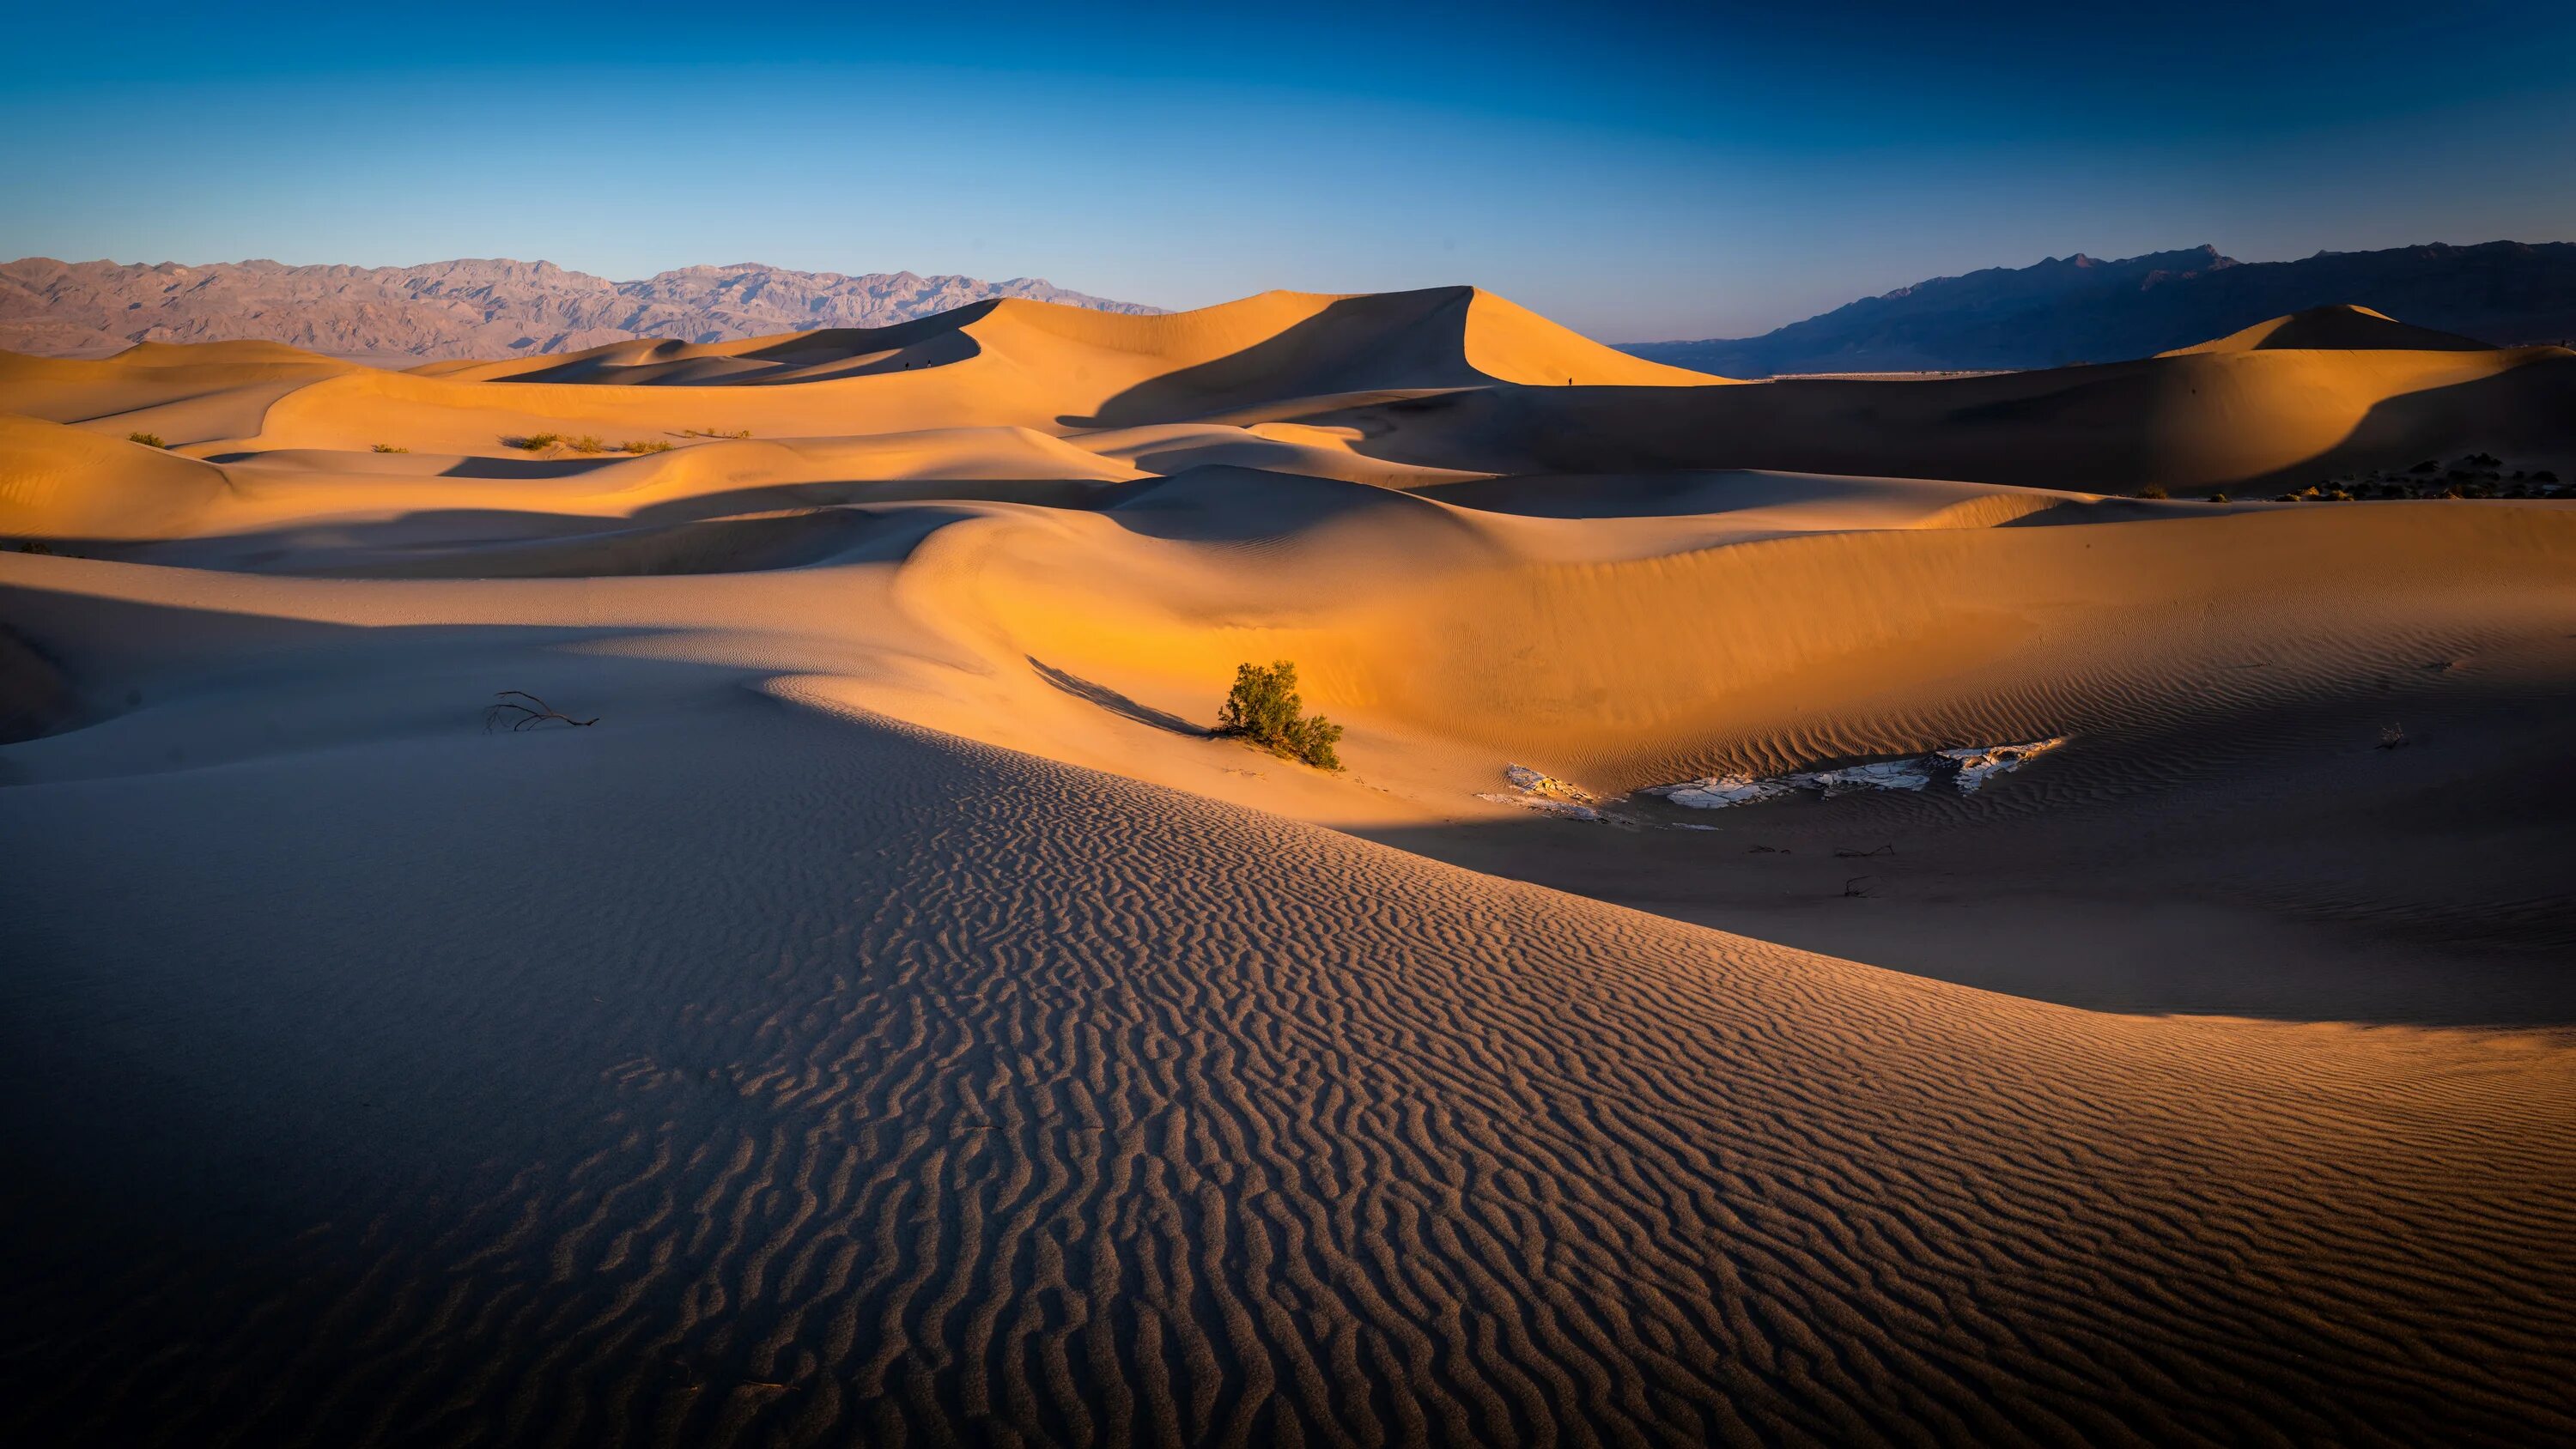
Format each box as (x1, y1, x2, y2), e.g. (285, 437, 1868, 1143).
(1631, 240, 2576, 375)
(0, 258, 1160, 360)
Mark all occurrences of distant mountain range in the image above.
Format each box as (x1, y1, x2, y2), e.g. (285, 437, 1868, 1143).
(0, 258, 1160, 360)
(1625, 241, 2576, 376)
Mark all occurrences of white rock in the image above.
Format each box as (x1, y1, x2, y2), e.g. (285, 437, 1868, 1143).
(1643, 738, 2068, 809)
(1936, 737, 2067, 792)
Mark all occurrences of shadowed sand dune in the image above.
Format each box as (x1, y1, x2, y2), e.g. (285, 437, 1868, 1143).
(3, 289, 2574, 1445)
(2160, 302, 2494, 355)
(1297, 342, 2576, 494)
(6, 691, 2573, 1447)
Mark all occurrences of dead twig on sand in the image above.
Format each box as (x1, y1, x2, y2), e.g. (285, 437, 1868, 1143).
(2379, 723, 2410, 750)
(1842, 875, 1876, 898)
(484, 691, 598, 732)
(1834, 843, 1896, 858)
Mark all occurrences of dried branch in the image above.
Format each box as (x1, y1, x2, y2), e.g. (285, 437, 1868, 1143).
(484, 690, 599, 732)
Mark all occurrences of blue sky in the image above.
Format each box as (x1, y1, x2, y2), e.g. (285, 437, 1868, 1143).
(4, 2, 2571, 340)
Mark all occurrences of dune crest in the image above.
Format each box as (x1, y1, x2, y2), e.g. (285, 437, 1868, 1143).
(2160, 302, 2495, 355)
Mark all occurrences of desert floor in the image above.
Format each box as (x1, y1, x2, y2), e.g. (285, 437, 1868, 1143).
(4, 289, 2573, 1446)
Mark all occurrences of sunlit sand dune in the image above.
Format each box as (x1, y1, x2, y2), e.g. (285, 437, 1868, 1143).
(3, 289, 2573, 1446)
(2159, 301, 2494, 354)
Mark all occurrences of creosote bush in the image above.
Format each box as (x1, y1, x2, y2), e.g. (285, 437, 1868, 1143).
(127, 431, 167, 448)
(568, 434, 606, 454)
(509, 432, 563, 452)
(618, 440, 674, 453)
(1217, 659, 1343, 770)
(371, 443, 409, 453)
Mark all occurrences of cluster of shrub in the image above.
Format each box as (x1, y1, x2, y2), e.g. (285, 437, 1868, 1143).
(2148, 454, 2566, 505)
(1218, 660, 1343, 770)
(504, 433, 677, 455)
(2276, 454, 2564, 503)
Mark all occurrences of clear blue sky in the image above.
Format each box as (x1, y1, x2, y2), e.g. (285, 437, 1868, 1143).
(4, 1, 2571, 341)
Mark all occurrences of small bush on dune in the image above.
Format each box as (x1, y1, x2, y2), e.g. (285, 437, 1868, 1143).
(1217, 659, 1343, 770)
(2206, 492, 2229, 503)
(508, 432, 563, 452)
(372, 443, 409, 453)
(568, 434, 605, 454)
(683, 427, 752, 440)
(2136, 484, 2167, 500)
(127, 431, 167, 448)
(618, 440, 673, 454)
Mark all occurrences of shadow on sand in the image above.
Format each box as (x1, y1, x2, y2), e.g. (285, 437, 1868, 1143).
(1029, 656, 1207, 737)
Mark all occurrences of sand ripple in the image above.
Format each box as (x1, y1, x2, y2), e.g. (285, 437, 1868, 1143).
(4, 706, 2569, 1446)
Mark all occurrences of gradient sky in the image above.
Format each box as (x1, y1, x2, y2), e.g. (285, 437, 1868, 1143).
(5, 1, 2572, 341)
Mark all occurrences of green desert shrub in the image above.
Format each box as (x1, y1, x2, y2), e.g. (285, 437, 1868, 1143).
(371, 443, 409, 453)
(1217, 659, 1343, 770)
(568, 434, 606, 454)
(127, 431, 167, 448)
(508, 432, 563, 452)
(618, 439, 673, 453)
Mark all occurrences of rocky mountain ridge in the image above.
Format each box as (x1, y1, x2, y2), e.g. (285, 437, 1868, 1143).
(0, 257, 1161, 359)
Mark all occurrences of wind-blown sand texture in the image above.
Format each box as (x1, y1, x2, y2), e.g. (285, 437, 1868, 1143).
(4, 286, 2574, 1446)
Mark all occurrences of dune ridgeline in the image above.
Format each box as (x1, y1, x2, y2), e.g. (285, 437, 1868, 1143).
(3, 285, 2574, 1446)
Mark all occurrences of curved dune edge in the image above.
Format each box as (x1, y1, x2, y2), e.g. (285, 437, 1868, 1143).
(2162, 303, 2495, 355)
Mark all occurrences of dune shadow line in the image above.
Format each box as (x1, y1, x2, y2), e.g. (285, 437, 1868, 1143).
(1028, 657, 1207, 737)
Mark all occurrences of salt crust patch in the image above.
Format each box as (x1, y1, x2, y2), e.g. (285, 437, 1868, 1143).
(1647, 739, 2066, 809)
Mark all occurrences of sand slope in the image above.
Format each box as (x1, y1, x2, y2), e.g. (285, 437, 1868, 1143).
(6, 688, 2570, 1447)
(2160, 302, 2494, 354)
(3, 291, 2574, 1445)
(1313, 340, 2576, 493)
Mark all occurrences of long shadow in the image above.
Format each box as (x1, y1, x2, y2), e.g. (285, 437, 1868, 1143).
(1352, 804, 2576, 1028)
(1058, 288, 1481, 429)
(202, 452, 634, 477)
(0, 581, 694, 764)
(491, 309, 993, 387)
(45, 479, 1147, 578)
(1294, 343, 2576, 496)
(1028, 656, 1207, 737)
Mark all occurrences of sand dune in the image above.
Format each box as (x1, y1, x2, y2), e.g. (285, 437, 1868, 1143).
(1309, 338, 2576, 494)
(2160, 302, 2495, 354)
(3, 289, 2574, 1445)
